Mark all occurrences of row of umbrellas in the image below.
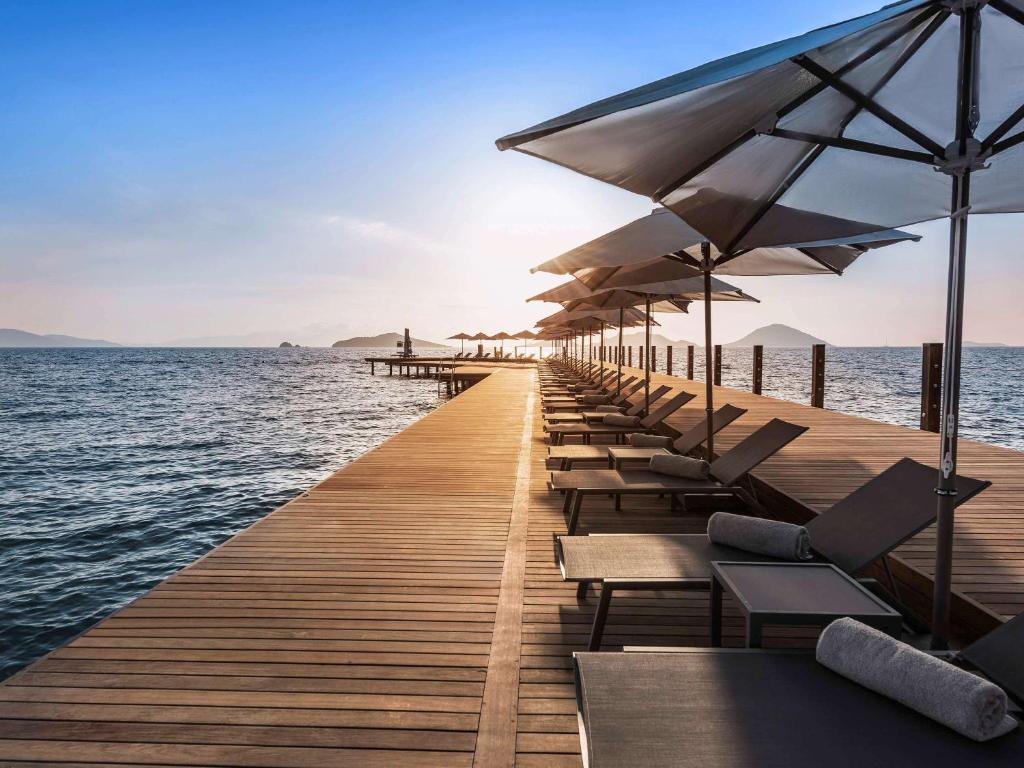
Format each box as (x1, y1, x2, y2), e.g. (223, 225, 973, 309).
(494, 0, 1024, 649)
(446, 330, 543, 355)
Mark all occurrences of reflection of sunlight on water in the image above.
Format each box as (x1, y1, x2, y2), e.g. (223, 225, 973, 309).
(652, 346, 1024, 450)
(0, 346, 444, 678)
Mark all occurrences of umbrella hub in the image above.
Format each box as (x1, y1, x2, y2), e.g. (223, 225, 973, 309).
(935, 137, 989, 177)
(938, 0, 987, 13)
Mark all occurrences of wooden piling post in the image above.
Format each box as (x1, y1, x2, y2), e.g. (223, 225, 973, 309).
(638, 346, 644, 371)
(650, 346, 656, 372)
(752, 345, 763, 395)
(667, 346, 673, 376)
(811, 344, 825, 408)
(713, 345, 722, 386)
(921, 342, 943, 432)
(628, 346, 633, 367)
(687, 345, 694, 380)
(371, 361, 375, 375)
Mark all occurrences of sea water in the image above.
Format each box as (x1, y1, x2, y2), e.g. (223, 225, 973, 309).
(1, 345, 1022, 677)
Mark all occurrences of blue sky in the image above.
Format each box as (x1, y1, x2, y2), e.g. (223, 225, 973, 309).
(2, 0, 1022, 345)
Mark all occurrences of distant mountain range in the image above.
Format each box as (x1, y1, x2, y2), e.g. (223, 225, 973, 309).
(619, 331, 698, 348)
(725, 324, 828, 348)
(964, 340, 1009, 347)
(331, 332, 444, 348)
(0, 328, 120, 348)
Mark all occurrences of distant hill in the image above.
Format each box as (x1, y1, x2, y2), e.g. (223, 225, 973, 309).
(725, 324, 828, 348)
(964, 340, 1009, 347)
(332, 332, 444, 348)
(0, 328, 120, 348)
(619, 332, 698, 348)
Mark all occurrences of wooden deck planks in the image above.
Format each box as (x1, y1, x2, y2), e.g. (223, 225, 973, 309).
(0, 368, 533, 767)
(2, 360, 1022, 767)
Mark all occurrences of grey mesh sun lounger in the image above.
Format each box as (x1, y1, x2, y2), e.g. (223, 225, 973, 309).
(557, 458, 989, 649)
(543, 376, 642, 414)
(553, 418, 807, 533)
(572, 613, 1024, 768)
(548, 389, 693, 446)
(545, 380, 663, 426)
(548, 403, 747, 470)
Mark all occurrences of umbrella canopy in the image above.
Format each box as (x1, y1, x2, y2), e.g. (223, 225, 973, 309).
(533, 207, 919, 285)
(528, 275, 754, 309)
(489, 332, 516, 340)
(447, 332, 473, 353)
(498, 0, 1024, 648)
(468, 332, 490, 341)
(514, 329, 538, 339)
(535, 306, 656, 328)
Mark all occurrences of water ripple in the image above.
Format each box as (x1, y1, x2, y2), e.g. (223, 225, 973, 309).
(0, 347, 441, 678)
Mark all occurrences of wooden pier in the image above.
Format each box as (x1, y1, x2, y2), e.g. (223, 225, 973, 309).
(1, 362, 1022, 766)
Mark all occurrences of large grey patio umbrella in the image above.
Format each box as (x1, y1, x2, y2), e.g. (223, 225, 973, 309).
(531, 209, 914, 456)
(499, 0, 1024, 648)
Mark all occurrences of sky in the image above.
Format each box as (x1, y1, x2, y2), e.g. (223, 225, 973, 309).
(2, 0, 1023, 347)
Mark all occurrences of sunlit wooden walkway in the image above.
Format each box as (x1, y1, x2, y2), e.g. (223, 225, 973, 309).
(1, 361, 1021, 766)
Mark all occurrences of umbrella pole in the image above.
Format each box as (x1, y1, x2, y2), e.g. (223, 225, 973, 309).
(599, 321, 605, 380)
(644, 296, 651, 415)
(617, 307, 624, 396)
(932, 5, 979, 652)
(702, 243, 715, 459)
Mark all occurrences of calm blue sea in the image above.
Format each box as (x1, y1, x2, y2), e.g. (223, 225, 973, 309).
(1, 345, 1022, 678)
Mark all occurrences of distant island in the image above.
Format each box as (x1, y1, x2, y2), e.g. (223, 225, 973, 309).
(964, 340, 1009, 347)
(619, 331, 697, 348)
(0, 328, 120, 348)
(332, 332, 444, 348)
(725, 324, 828, 348)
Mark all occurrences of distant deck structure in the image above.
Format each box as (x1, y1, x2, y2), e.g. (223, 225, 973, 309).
(1, 363, 1020, 765)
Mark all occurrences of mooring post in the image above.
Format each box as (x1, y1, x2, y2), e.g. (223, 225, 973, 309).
(389, 364, 393, 375)
(628, 346, 633, 367)
(638, 345, 644, 371)
(371, 361, 375, 375)
(687, 345, 694, 379)
(666, 346, 673, 376)
(811, 344, 825, 408)
(650, 346, 656, 372)
(921, 342, 943, 432)
(752, 345, 763, 395)
(713, 345, 722, 386)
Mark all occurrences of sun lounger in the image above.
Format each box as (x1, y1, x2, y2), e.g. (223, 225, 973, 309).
(548, 404, 747, 470)
(543, 377, 642, 412)
(553, 418, 807, 532)
(545, 380, 662, 426)
(547, 389, 694, 446)
(557, 458, 989, 649)
(571, 612, 1024, 767)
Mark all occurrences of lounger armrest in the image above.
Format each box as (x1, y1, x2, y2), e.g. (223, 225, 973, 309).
(603, 577, 704, 591)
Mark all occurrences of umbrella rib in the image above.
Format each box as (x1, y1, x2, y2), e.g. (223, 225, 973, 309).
(723, 12, 947, 254)
(795, 248, 843, 275)
(992, 129, 1024, 155)
(652, 5, 942, 203)
(767, 128, 934, 163)
(980, 101, 1024, 153)
(990, 0, 1024, 28)
(792, 55, 945, 157)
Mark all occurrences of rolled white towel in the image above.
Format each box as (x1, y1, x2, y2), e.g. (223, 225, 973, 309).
(649, 453, 710, 479)
(706, 511, 810, 560)
(816, 618, 1018, 742)
(628, 433, 673, 448)
(594, 405, 624, 413)
(602, 413, 641, 427)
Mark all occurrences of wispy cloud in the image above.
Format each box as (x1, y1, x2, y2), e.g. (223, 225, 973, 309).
(321, 214, 462, 257)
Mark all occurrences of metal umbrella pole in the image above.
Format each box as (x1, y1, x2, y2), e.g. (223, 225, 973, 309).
(702, 242, 716, 459)
(644, 295, 651, 415)
(599, 321, 605, 379)
(617, 307, 624, 396)
(934, 4, 979, 651)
